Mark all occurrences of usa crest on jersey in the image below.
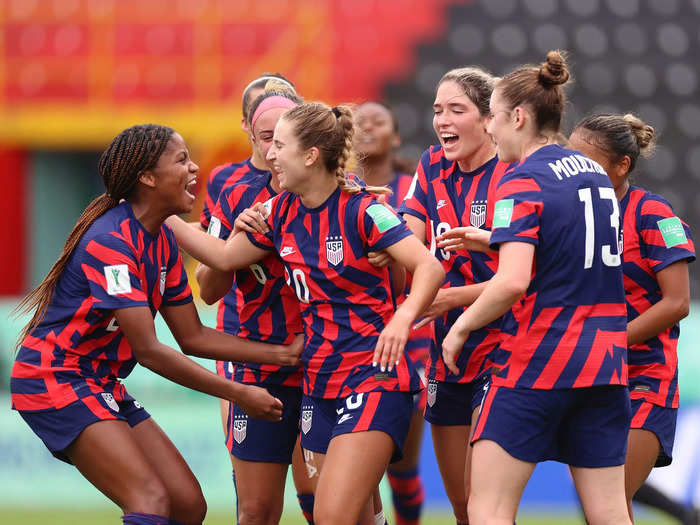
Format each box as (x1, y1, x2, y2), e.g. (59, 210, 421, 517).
(233, 414, 247, 444)
(301, 407, 313, 435)
(101, 392, 120, 412)
(427, 380, 437, 408)
(325, 235, 344, 266)
(470, 200, 487, 228)
(159, 266, 167, 295)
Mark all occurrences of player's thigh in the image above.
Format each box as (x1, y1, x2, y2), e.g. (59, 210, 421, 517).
(314, 431, 394, 525)
(291, 435, 315, 494)
(231, 456, 289, 523)
(130, 417, 206, 522)
(66, 419, 169, 513)
(625, 428, 660, 500)
(570, 464, 631, 525)
(431, 423, 470, 504)
(469, 439, 535, 524)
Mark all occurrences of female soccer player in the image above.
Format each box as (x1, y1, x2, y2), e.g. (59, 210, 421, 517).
(166, 102, 445, 525)
(196, 81, 307, 525)
(355, 100, 433, 525)
(397, 67, 509, 525)
(10, 124, 301, 525)
(568, 113, 695, 521)
(200, 73, 295, 230)
(442, 51, 633, 525)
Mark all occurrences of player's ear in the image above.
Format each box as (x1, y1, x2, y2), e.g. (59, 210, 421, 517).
(304, 146, 320, 167)
(241, 117, 251, 135)
(138, 169, 157, 188)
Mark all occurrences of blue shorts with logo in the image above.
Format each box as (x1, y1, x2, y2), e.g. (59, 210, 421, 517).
(300, 391, 413, 463)
(18, 390, 150, 464)
(630, 398, 676, 467)
(424, 373, 491, 426)
(472, 384, 631, 468)
(227, 384, 302, 463)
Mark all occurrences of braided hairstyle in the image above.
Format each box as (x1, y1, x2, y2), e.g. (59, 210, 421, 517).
(15, 124, 174, 346)
(282, 102, 391, 195)
(572, 113, 656, 174)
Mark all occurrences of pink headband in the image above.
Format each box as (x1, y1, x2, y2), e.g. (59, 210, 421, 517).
(250, 96, 298, 133)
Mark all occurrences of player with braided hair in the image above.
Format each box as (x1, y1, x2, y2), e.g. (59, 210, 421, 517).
(166, 102, 445, 525)
(11, 124, 302, 525)
(195, 80, 312, 525)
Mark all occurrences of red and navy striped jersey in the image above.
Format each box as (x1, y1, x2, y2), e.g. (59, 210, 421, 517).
(399, 146, 510, 383)
(490, 144, 628, 390)
(11, 202, 192, 412)
(621, 186, 695, 407)
(247, 187, 422, 398)
(200, 158, 266, 230)
(208, 172, 303, 386)
(385, 171, 433, 367)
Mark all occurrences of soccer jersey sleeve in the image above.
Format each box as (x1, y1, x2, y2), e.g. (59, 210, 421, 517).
(489, 171, 544, 249)
(398, 148, 431, 221)
(80, 232, 150, 310)
(162, 229, 193, 307)
(246, 195, 278, 251)
(208, 186, 236, 241)
(637, 195, 695, 272)
(361, 200, 413, 252)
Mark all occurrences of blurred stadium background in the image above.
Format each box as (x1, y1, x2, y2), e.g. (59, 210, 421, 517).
(1, 0, 699, 523)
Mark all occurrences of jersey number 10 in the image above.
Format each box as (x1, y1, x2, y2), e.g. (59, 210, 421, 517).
(578, 187, 621, 269)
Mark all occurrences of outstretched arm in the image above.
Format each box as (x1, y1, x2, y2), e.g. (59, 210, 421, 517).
(442, 241, 533, 374)
(114, 306, 284, 420)
(373, 235, 445, 371)
(160, 301, 302, 367)
(166, 215, 268, 272)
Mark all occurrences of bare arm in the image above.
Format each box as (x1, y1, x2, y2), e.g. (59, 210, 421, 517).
(403, 214, 427, 243)
(160, 301, 302, 367)
(373, 235, 445, 371)
(437, 226, 494, 253)
(166, 215, 268, 272)
(114, 306, 283, 420)
(627, 260, 690, 347)
(413, 282, 489, 329)
(442, 241, 534, 374)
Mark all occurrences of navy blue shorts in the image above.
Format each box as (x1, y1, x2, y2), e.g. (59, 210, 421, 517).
(18, 391, 150, 464)
(630, 398, 676, 467)
(472, 384, 631, 468)
(424, 373, 491, 426)
(227, 384, 302, 463)
(300, 391, 413, 463)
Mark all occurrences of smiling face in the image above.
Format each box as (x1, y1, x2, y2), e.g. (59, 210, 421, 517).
(266, 117, 309, 193)
(354, 102, 398, 160)
(149, 132, 199, 214)
(252, 106, 290, 171)
(485, 87, 520, 163)
(433, 80, 491, 164)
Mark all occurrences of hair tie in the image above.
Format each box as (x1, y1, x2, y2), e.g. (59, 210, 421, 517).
(332, 106, 341, 118)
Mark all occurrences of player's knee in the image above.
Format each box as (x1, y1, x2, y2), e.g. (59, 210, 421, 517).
(314, 502, 351, 525)
(237, 498, 281, 525)
(127, 477, 170, 517)
(171, 486, 207, 525)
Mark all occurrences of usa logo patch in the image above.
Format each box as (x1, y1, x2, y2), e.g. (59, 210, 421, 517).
(427, 380, 437, 408)
(326, 236, 344, 266)
(470, 200, 487, 228)
(101, 392, 119, 412)
(301, 408, 313, 435)
(233, 415, 247, 444)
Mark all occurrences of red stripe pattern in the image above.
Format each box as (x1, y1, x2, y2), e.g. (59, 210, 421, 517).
(11, 202, 192, 411)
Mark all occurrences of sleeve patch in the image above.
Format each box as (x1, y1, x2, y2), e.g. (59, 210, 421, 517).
(492, 199, 514, 229)
(657, 217, 687, 247)
(366, 203, 401, 233)
(207, 216, 222, 238)
(104, 264, 132, 295)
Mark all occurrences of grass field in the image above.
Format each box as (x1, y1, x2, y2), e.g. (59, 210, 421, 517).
(0, 508, 679, 524)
